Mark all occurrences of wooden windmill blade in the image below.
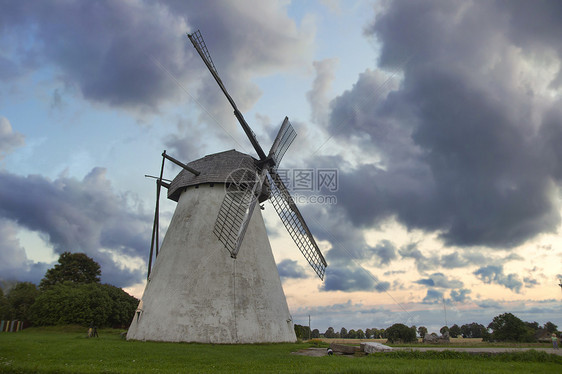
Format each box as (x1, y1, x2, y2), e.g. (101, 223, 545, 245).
(268, 117, 296, 169)
(213, 167, 265, 258)
(188, 30, 267, 160)
(267, 170, 327, 280)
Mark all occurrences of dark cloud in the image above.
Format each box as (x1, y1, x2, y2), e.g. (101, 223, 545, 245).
(277, 259, 308, 279)
(449, 288, 471, 303)
(372, 240, 397, 266)
(0, 117, 24, 159)
(325, 0, 562, 249)
(398, 243, 424, 261)
(1, 1, 190, 111)
(1, 1, 311, 116)
(473, 265, 523, 293)
(523, 277, 539, 288)
(398, 243, 438, 273)
(415, 273, 463, 289)
(305, 206, 376, 262)
(320, 263, 389, 292)
(375, 282, 390, 292)
(439, 252, 471, 269)
(415, 278, 434, 287)
(0, 219, 50, 284)
(422, 289, 443, 304)
(440, 250, 521, 270)
(300, 204, 398, 292)
(0, 168, 152, 287)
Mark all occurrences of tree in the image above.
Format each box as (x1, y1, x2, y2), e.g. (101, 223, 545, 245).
(544, 322, 558, 334)
(311, 329, 320, 339)
(0, 287, 13, 320)
(294, 324, 310, 340)
(6, 282, 40, 321)
(340, 327, 348, 339)
(449, 324, 461, 338)
(39, 252, 101, 290)
(357, 329, 366, 339)
(324, 327, 335, 338)
(487, 313, 535, 342)
(417, 326, 428, 339)
(440, 326, 450, 335)
(385, 323, 417, 343)
(460, 322, 487, 338)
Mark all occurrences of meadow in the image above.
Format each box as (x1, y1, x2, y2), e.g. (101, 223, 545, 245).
(0, 327, 560, 373)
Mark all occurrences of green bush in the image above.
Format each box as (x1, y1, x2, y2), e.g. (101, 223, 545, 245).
(28, 282, 137, 327)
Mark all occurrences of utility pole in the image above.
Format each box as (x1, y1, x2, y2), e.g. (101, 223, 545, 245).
(443, 297, 448, 328)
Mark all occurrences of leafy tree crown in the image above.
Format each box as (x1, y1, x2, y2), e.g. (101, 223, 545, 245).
(39, 252, 101, 290)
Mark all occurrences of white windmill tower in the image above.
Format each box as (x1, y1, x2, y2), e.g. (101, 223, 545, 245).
(126, 30, 327, 343)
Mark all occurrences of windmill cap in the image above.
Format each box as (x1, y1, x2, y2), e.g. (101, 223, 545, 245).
(167, 149, 259, 202)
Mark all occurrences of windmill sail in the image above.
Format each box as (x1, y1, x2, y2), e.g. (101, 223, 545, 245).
(267, 171, 327, 280)
(188, 30, 267, 160)
(188, 29, 218, 75)
(214, 168, 262, 258)
(268, 117, 296, 169)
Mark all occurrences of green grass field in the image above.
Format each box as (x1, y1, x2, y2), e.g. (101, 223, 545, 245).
(0, 328, 560, 373)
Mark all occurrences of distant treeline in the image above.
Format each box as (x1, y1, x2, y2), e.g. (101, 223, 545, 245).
(295, 315, 559, 343)
(0, 252, 138, 328)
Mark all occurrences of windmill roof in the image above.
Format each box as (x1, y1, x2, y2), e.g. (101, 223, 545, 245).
(167, 149, 258, 202)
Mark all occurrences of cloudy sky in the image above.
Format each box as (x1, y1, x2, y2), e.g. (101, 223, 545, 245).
(2, 0, 562, 334)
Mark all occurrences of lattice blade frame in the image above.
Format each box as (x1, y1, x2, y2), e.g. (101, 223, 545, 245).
(188, 30, 218, 75)
(214, 168, 263, 258)
(268, 117, 296, 169)
(267, 171, 327, 280)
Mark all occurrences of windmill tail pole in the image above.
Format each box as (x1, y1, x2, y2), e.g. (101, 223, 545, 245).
(162, 152, 200, 175)
(147, 151, 168, 279)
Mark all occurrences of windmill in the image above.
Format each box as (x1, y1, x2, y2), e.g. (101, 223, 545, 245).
(126, 30, 327, 343)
